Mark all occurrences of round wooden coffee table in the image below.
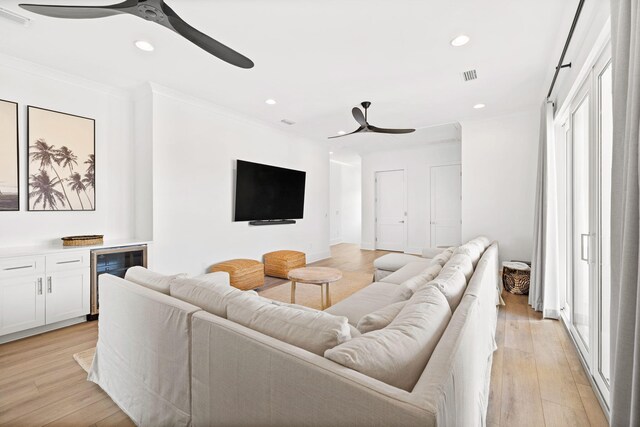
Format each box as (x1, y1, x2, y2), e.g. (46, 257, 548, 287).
(288, 267, 343, 309)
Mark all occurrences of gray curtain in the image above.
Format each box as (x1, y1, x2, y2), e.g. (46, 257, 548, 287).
(529, 102, 560, 319)
(610, 0, 640, 425)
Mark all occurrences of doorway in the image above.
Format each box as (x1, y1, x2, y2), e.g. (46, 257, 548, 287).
(375, 170, 406, 251)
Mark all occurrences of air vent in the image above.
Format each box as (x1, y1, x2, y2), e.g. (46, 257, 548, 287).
(463, 69, 478, 81)
(280, 119, 296, 126)
(0, 7, 30, 26)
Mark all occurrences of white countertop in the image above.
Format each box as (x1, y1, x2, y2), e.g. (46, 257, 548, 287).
(0, 238, 152, 258)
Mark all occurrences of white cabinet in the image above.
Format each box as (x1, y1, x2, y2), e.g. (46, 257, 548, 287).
(0, 274, 45, 336)
(45, 269, 90, 324)
(0, 250, 90, 338)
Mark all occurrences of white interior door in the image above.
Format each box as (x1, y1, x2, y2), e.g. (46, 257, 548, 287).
(375, 170, 406, 251)
(430, 165, 462, 247)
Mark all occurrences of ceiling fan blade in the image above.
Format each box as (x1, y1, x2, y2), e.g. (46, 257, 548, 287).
(352, 107, 367, 127)
(368, 125, 415, 134)
(19, 3, 122, 19)
(328, 126, 365, 139)
(161, 2, 254, 69)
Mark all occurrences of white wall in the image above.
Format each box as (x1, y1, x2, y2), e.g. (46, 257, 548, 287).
(0, 54, 135, 248)
(361, 141, 461, 254)
(146, 85, 330, 275)
(329, 160, 361, 245)
(461, 109, 539, 262)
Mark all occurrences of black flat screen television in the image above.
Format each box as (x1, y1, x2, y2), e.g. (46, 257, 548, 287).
(234, 160, 306, 221)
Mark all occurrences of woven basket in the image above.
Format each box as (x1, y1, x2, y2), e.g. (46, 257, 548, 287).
(62, 235, 104, 247)
(503, 265, 530, 295)
(210, 259, 264, 290)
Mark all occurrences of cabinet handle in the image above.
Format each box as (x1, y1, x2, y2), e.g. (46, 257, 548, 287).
(38, 278, 43, 295)
(56, 259, 80, 265)
(4, 264, 33, 271)
(47, 277, 52, 293)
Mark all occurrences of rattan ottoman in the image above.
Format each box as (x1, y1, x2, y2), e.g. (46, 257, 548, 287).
(263, 250, 306, 279)
(210, 259, 264, 290)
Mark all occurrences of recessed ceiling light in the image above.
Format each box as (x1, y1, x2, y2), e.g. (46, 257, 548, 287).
(473, 103, 486, 109)
(329, 151, 334, 155)
(450, 35, 470, 47)
(134, 40, 154, 52)
(337, 130, 346, 135)
(265, 99, 277, 105)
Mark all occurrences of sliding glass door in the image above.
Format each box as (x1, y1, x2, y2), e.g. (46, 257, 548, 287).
(560, 44, 612, 408)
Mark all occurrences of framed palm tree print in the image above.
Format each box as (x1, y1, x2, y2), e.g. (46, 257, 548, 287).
(27, 106, 95, 211)
(0, 99, 19, 211)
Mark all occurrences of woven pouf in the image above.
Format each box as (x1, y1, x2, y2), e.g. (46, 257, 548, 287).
(263, 250, 306, 279)
(210, 259, 264, 290)
(502, 262, 531, 295)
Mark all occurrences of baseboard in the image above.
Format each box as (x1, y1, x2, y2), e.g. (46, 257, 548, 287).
(0, 316, 87, 344)
(360, 242, 375, 251)
(307, 250, 332, 263)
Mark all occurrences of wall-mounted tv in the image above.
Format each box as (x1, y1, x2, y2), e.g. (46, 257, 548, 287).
(234, 160, 306, 223)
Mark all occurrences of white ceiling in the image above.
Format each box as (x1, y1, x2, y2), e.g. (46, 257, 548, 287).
(0, 0, 577, 147)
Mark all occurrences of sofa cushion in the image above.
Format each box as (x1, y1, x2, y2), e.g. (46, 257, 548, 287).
(170, 277, 252, 317)
(392, 264, 443, 301)
(325, 286, 451, 391)
(430, 249, 454, 267)
(324, 281, 400, 326)
(125, 266, 187, 294)
(421, 247, 446, 259)
(379, 260, 433, 285)
(373, 253, 424, 272)
(443, 254, 474, 282)
(227, 292, 352, 356)
(356, 300, 407, 334)
(423, 267, 467, 311)
(453, 243, 482, 267)
(472, 236, 492, 250)
(191, 271, 231, 287)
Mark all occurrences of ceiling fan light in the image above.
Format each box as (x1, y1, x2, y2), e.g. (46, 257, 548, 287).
(134, 40, 154, 52)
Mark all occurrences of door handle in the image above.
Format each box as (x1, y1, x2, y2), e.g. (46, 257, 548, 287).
(47, 276, 52, 293)
(38, 278, 43, 295)
(580, 234, 590, 262)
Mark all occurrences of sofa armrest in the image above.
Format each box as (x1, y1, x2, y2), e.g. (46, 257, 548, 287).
(421, 247, 446, 259)
(88, 274, 201, 427)
(191, 311, 438, 427)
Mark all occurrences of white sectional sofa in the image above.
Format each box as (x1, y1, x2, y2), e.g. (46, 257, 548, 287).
(88, 237, 500, 427)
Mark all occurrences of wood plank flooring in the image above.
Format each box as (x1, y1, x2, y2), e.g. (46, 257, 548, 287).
(0, 244, 608, 426)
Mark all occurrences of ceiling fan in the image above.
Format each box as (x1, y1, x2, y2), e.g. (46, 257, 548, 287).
(329, 101, 415, 139)
(19, 0, 254, 69)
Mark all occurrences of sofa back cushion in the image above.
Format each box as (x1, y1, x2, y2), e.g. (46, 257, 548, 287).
(443, 254, 474, 282)
(423, 268, 467, 311)
(453, 243, 483, 267)
(325, 286, 451, 391)
(227, 292, 352, 356)
(170, 278, 252, 317)
(125, 266, 187, 294)
(393, 264, 443, 301)
(430, 247, 455, 267)
(356, 300, 408, 334)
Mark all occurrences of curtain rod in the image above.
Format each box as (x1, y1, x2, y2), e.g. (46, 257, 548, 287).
(547, 0, 586, 99)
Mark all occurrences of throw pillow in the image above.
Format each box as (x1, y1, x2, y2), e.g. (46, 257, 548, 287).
(393, 264, 442, 301)
(356, 300, 408, 334)
(325, 286, 451, 391)
(442, 254, 473, 282)
(420, 267, 467, 311)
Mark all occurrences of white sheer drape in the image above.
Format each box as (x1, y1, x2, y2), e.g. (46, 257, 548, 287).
(610, 0, 640, 425)
(529, 102, 561, 319)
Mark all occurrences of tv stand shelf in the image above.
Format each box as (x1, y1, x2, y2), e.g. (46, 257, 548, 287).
(249, 220, 296, 226)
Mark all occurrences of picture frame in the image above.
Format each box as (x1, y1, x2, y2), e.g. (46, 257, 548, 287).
(0, 99, 19, 211)
(27, 106, 96, 211)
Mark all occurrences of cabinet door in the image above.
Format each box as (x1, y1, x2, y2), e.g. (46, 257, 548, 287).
(0, 275, 45, 336)
(46, 268, 90, 324)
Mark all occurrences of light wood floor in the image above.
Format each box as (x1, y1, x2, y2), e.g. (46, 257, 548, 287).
(0, 244, 608, 427)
